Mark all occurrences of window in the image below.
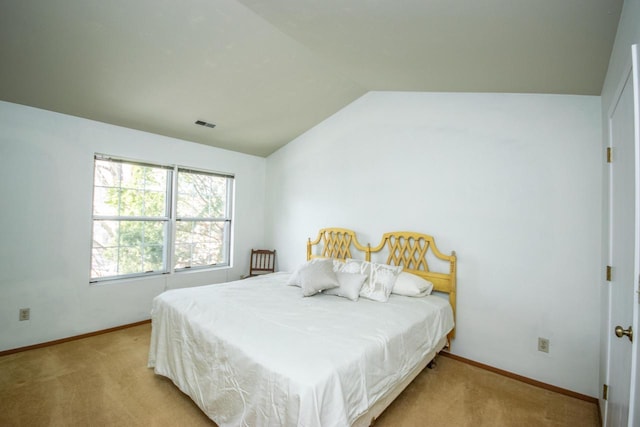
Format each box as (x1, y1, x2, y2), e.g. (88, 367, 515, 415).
(90, 155, 234, 282)
(174, 168, 233, 270)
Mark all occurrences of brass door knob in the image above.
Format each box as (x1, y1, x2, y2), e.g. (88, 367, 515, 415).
(615, 325, 633, 342)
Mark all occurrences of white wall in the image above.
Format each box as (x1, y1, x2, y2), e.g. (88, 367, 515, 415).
(0, 101, 266, 352)
(599, 0, 640, 417)
(265, 91, 602, 396)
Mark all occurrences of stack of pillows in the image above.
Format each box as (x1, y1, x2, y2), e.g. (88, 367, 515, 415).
(287, 258, 433, 302)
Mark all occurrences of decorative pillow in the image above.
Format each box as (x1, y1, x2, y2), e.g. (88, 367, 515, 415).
(338, 259, 371, 276)
(332, 258, 346, 272)
(360, 262, 403, 302)
(323, 272, 368, 301)
(288, 258, 325, 287)
(298, 259, 340, 297)
(392, 271, 434, 297)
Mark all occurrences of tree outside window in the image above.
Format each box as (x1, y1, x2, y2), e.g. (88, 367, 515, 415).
(174, 169, 232, 270)
(90, 156, 233, 282)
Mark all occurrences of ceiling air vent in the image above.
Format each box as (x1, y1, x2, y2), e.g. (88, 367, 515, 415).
(195, 120, 216, 129)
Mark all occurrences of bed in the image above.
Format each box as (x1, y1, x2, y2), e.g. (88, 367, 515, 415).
(148, 228, 456, 426)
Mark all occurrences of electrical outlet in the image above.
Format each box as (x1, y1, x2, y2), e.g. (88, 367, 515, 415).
(538, 337, 549, 353)
(19, 308, 30, 321)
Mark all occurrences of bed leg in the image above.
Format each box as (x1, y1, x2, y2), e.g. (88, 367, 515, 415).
(427, 356, 438, 369)
(369, 416, 376, 426)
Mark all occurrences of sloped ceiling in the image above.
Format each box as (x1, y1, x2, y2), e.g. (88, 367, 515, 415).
(0, 0, 622, 157)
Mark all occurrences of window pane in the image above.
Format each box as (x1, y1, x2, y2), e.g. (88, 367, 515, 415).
(118, 188, 166, 216)
(92, 187, 119, 216)
(92, 220, 119, 248)
(91, 156, 234, 282)
(118, 246, 143, 275)
(93, 161, 169, 218)
(177, 172, 228, 218)
(91, 247, 119, 278)
(94, 159, 122, 187)
(142, 189, 167, 216)
(144, 245, 164, 272)
(174, 221, 227, 269)
(91, 219, 167, 279)
(142, 221, 165, 246)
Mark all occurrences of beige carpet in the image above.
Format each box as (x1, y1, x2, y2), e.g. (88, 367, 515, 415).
(0, 324, 599, 427)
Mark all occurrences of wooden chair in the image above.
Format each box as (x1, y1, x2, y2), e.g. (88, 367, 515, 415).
(249, 249, 276, 276)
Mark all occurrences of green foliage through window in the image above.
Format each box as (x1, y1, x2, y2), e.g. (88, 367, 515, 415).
(175, 170, 231, 269)
(90, 156, 233, 282)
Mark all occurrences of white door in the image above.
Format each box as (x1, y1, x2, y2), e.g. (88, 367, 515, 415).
(628, 44, 640, 427)
(605, 46, 638, 427)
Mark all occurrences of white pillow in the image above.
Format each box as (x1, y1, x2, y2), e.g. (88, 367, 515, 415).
(323, 272, 368, 301)
(339, 259, 371, 275)
(298, 259, 340, 297)
(288, 258, 325, 287)
(392, 271, 434, 297)
(331, 258, 346, 272)
(360, 262, 403, 302)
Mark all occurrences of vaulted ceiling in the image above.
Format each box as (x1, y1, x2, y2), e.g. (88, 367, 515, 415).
(0, 0, 622, 157)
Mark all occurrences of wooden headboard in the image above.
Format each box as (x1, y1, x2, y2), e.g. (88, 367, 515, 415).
(307, 227, 457, 339)
(307, 227, 370, 261)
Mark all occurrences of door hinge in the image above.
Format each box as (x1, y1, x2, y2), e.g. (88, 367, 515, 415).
(606, 265, 612, 282)
(607, 147, 613, 163)
(603, 384, 609, 400)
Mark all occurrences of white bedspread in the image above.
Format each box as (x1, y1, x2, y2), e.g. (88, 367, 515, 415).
(148, 272, 453, 427)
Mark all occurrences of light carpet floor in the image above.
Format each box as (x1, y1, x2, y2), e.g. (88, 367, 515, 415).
(0, 324, 599, 426)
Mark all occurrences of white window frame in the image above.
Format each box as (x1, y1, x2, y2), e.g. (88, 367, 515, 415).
(173, 167, 235, 272)
(90, 154, 234, 283)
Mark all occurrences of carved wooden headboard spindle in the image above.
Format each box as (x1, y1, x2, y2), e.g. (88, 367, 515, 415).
(307, 228, 369, 261)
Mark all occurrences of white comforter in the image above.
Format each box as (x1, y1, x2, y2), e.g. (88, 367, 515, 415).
(148, 272, 453, 427)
